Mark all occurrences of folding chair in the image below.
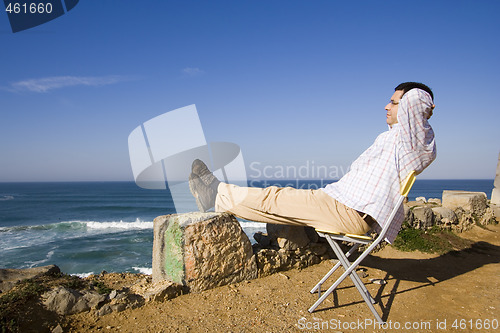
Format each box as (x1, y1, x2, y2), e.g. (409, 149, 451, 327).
(308, 170, 416, 324)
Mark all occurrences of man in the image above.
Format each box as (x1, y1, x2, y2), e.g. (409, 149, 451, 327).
(189, 82, 436, 243)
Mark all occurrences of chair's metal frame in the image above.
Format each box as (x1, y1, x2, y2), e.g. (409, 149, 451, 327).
(308, 171, 416, 324)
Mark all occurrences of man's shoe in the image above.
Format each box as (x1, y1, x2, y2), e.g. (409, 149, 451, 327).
(191, 159, 220, 191)
(188, 172, 216, 212)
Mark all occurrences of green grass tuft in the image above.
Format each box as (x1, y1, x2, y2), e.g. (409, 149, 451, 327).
(392, 227, 465, 254)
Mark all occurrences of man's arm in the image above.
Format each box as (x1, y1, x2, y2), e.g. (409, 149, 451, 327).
(396, 88, 436, 175)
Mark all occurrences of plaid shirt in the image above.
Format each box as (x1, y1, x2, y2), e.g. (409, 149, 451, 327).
(322, 89, 436, 243)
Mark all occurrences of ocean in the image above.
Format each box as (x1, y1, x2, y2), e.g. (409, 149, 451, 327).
(0, 180, 494, 277)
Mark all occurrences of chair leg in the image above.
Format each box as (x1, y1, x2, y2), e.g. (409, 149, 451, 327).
(309, 236, 384, 324)
(310, 243, 360, 294)
(328, 239, 383, 324)
(308, 238, 360, 313)
(327, 240, 375, 304)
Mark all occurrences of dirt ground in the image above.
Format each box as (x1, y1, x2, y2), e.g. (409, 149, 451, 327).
(60, 223, 500, 333)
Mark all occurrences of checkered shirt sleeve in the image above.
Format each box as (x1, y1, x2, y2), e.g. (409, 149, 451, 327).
(323, 89, 436, 243)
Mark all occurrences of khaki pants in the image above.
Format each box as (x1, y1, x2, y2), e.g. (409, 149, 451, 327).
(215, 183, 371, 235)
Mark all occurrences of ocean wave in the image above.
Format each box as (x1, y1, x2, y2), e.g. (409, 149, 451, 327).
(72, 272, 95, 278)
(132, 266, 152, 275)
(27, 250, 55, 268)
(0, 195, 14, 201)
(0, 218, 154, 233)
(84, 220, 153, 230)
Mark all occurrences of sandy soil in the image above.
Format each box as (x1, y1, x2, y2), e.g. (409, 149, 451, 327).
(64, 224, 500, 333)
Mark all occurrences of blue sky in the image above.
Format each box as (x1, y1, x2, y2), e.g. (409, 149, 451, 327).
(1, 0, 499, 181)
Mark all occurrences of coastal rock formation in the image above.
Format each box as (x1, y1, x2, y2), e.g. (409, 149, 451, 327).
(406, 190, 497, 233)
(492, 153, 500, 206)
(0, 264, 60, 293)
(152, 212, 257, 292)
(442, 190, 488, 215)
(428, 198, 442, 205)
(416, 196, 427, 203)
(42, 287, 106, 315)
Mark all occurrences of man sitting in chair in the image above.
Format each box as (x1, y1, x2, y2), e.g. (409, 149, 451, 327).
(189, 82, 436, 243)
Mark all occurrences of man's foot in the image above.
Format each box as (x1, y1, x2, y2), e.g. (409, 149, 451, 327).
(188, 173, 217, 212)
(191, 159, 220, 191)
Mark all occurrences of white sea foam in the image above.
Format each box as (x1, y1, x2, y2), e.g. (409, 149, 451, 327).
(72, 272, 95, 278)
(83, 219, 153, 230)
(27, 250, 55, 268)
(0, 195, 14, 201)
(132, 266, 152, 275)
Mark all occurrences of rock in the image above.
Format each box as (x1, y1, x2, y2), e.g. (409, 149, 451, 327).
(432, 207, 458, 225)
(152, 212, 257, 292)
(255, 249, 289, 277)
(369, 278, 387, 285)
(492, 188, 500, 206)
(492, 153, 500, 205)
(308, 242, 328, 256)
(479, 207, 497, 226)
(402, 205, 414, 228)
(304, 227, 319, 243)
(428, 198, 442, 205)
(78, 290, 106, 310)
(255, 247, 321, 277)
(109, 303, 127, 313)
(416, 196, 427, 203)
(97, 304, 113, 317)
(109, 290, 117, 299)
(455, 210, 476, 232)
(442, 190, 488, 215)
(356, 268, 368, 278)
(52, 324, 64, 333)
(135, 280, 183, 302)
(0, 264, 60, 293)
(266, 224, 310, 250)
(492, 204, 500, 224)
(42, 287, 106, 315)
(253, 232, 270, 247)
(42, 287, 80, 315)
(412, 206, 435, 229)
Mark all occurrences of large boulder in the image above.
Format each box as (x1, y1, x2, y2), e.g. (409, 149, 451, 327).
(442, 190, 488, 216)
(0, 265, 60, 293)
(266, 224, 312, 251)
(152, 212, 257, 292)
(42, 287, 106, 315)
(411, 206, 435, 229)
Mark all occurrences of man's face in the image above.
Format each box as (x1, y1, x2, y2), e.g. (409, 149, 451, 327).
(385, 90, 404, 127)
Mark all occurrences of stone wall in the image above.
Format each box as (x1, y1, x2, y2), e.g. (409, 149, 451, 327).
(403, 190, 497, 232)
(253, 224, 331, 277)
